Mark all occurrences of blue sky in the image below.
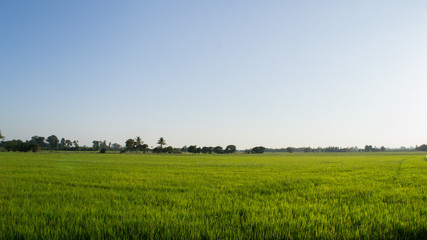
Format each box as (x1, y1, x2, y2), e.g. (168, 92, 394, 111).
(1, 1, 427, 149)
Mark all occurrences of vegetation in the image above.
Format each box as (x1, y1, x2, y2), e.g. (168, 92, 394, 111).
(265, 145, 415, 153)
(416, 144, 427, 151)
(0, 152, 426, 239)
(157, 137, 166, 149)
(250, 146, 266, 154)
(1, 130, 426, 154)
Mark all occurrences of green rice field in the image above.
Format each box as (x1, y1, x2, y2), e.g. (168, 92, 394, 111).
(1, 152, 426, 239)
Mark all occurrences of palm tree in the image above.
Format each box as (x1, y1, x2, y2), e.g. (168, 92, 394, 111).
(157, 137, 166, 149)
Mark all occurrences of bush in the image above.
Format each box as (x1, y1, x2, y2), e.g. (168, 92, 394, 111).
(100, 148, 107, 154)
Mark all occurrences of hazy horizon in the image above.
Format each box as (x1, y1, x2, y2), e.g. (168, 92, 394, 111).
(2, 1, 427, 149)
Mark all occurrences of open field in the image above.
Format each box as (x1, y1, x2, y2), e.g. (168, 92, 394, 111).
(1, 152, 427, 239)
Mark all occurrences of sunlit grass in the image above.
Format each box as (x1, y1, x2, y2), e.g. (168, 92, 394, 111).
(1, 152, 426, 239)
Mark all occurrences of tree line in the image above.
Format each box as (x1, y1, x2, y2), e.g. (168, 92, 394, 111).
(265, 145, 418, 153)
(123, 137, 245, 154)
(0, 132, 255, 154)
(415, 144, 427, 151)
(181, 145, 238, 154)
(1, 130, 426, 153)
(0, 133, 122, 152)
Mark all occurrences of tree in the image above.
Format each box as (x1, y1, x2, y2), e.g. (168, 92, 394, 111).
(251, 146, 265, 154)
(125, 139, 136, 151)
(207, 147, 213, 154)
(135, 136, 142, 146)
(225, 145, 237, 154)
(213, 146, 224, 154)
(32, 144, 40, 152)
(157, 137, 166, 149)
(5, 141, 18, 152)
(46, 135, 59, 149)
(100, 140, 107, 149)
(380, 146, 386, 152)
(141, 144, 148, 153)
(4, 140, 38, 152)
(60, 138, 66, 149)
(111, 143, 121, 151)
(0, 130, 4, 140)
(165, 146, 174, 153)
(286, 147, 294, 153)
(152, 147, 161, 153)
(416, 144, 427, 151)
(92, 141, 100, 151)
(65, 140, 73, 148)
(181, 145, 188, 152)
(73, 140, 79, 149)
(30, 136, 45, 146)
(188, 145, 197, 154)
(135, 137, 145, 152)
(364, 145, 373, 152)
(201, 146, 210, 154)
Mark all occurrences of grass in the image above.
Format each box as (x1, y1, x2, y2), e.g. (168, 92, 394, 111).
(1, 152, 427, 239)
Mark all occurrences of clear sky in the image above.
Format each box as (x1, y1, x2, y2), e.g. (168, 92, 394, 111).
(1, 1, 427, 149)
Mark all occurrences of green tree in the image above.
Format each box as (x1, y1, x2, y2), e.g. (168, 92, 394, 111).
(141, 144, 148, 153)
(364, 145, 373, 152)
(73, 140, 79, 149)
(225, 145, 237, 154)
(30, 136, 46, 148)
(251, 146, 265, 154)
(111, 143, 121, 151)
(157, 137, 166, 149)
(32, 144, 40, 152)
(181, 145, 188, 152)
(303, 147, 311, 153)
(60, 138, 66, 149)
(100, 140, 107, 149)
(165, 146, 174, 153)
(66, 140, 73, 148)
(213, 146, 224, 154)
(135, 137, 143, 151)
(47, 135, 59, 149)
(0, 130, 4, 140)
(188, 145, 197, 154)
(125, 139, 136, 151)
(201, 147, 210, 154)
(152, 147, 161, 153)
(416, 144, 427, 151)
(286, 147, 294, 153)
(92, 141, 100, 151)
